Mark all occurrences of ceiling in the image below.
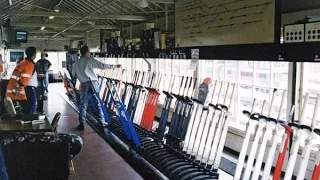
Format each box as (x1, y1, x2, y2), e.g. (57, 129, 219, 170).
(1, 0, 320, 41)
(0, 0, 174, 41)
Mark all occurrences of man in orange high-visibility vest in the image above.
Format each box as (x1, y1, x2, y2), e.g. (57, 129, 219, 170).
(5, 47, 38, 114)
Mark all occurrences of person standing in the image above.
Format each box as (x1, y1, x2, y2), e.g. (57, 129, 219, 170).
(5, 47, 38, 114)
(198, 77, 213, 107)
(35, 52, 51, 92)
(73, 45, 121, 130)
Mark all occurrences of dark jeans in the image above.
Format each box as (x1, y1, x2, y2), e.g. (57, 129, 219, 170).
(21, 86, 36, 114)
(44, 72, 49, 89)
(0, 146, 8, 180)
(78, 81, 105, 124)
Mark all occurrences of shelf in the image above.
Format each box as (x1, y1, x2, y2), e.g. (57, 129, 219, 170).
(91, 42, 320, 62)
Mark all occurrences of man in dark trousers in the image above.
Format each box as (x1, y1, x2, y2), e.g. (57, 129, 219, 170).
(35, 52, 51, 92)
(5, 47, 38, 115)
(72, 45, 121, 130)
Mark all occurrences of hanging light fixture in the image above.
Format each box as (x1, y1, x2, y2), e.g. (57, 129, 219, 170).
(53, 5, 60, 12)
(138, 0, 148, 8)
(88, 21, 95, 27)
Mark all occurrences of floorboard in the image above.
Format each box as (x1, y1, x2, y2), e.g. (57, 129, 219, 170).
(44, 82, 143, 180)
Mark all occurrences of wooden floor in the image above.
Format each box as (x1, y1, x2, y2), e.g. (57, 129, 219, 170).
(44, 82, 143, 180)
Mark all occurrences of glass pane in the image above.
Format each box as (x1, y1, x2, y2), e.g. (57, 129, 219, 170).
(213, 60, 225, 80)
(134, 58, 143, 71)
(253, 87, 271, 115)
(159, 59, 165, 73)
(254, 61, 271, 87)
(202, 60, 214, 79)
(172, 60, 180, 76)
(225, 60, 237, 82)
(305, 63, 320, 93)
(118, 58, 126, 69)
(106, 57, 117, 65)
(302, 62, 320, 128)
(238, 85, 253, 125)
(165, 59, 172, 74)
(272, 62, 289, 89)
(239, 61, 253, 85)
(126, 58, 133, 70)
(172, 76, 182, 95)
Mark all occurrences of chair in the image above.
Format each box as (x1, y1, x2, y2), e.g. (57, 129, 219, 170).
(51, 112, 61, 133)
(3, 97, 24, 117)
(2, 134, 70, 180)
(50, 112, 76, 175)
(3, 97, 16, 116)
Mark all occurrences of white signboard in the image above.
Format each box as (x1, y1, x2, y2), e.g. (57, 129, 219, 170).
(175, 0, 276, 47)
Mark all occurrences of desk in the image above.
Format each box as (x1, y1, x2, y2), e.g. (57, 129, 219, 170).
(0, 118, 52, 132)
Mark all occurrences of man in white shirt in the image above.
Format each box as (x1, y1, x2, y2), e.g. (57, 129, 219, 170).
(73, 45, 121, 130)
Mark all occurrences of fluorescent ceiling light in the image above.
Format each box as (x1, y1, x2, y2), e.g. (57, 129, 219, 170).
(40, 26, 46, 30)
(88, 21, 95, 27)
(53, 5, 60, 12)
(138, 0, 148, 8)
(49, 16, 55, 19)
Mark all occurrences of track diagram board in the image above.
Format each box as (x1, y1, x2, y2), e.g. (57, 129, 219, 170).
(175, 0, 277, 47)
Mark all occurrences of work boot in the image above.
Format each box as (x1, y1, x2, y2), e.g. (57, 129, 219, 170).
(76, 123, 84, 130)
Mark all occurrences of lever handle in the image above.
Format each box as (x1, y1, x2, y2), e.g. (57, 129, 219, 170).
(268, 88, 278, 117)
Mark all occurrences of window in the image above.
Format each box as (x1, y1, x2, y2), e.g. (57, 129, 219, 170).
(46, 52, 61, 74)
(117, 58, 132, 70)
(58, 52, 67, 71)
(298, 62, 320, 128)
(156, 59, 194, 105)
(108, 57, 117, 65)
(134, 58, 149, 71)
(199, 60, 289, 130)
(158, 59, 173, 103)
(34, 52, 67, 74)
